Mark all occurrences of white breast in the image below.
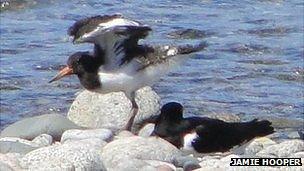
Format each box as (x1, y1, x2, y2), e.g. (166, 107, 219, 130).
(96, 71, 133, 94)
(95, 59, 173, 94)
(182, 132, 198, 151)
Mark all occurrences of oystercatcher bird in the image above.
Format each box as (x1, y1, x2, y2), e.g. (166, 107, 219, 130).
(152, 102, 274, 153)
(49, 14, 206, 131)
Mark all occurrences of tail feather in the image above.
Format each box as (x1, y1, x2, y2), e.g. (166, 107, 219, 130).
(193, 119, 274, 153)
(245, 119, 274, 138)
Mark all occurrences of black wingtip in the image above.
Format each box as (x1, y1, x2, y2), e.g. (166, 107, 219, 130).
(67, 14, 123, 38)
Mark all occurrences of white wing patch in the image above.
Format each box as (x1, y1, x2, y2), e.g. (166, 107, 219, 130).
(98, 18, 140, 29)
(80, 18, 140, 43)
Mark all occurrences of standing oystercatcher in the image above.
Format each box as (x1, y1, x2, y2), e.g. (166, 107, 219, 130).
(152, 102, 274, 153)
(49, 14, 206, 131)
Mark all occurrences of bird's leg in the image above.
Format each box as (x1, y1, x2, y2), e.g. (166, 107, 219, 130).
(124, 91, 139, 131)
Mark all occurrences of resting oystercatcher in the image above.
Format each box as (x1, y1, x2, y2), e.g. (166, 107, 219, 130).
(49, 14, 206, 131)
(152, 102, 274, 153)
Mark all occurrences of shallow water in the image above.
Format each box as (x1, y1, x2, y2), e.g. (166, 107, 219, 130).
(0, 0, 303, 129)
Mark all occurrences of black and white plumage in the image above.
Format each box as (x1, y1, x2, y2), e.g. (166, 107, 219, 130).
(68, 14, 152, 71)
(49, 14, 206, 131)
(152, 102, 275, 153)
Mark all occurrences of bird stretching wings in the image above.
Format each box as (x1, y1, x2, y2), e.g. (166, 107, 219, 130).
(50, 14, 206, 131)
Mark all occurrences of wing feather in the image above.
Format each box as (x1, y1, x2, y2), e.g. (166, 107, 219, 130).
(68, 14, 152, 71)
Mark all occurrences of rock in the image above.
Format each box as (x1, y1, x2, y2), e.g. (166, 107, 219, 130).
(199, 158, 222, 168)
(290, 152, 304, 169)
(27, 158, 74, 171)
(290, 151, 304, 158)
(183, 160, 201, 171)
(156, 165, 174, 171)
(144, 160, 176, 170)
(101, 136, 180, 170)
(196, 155, 238, 170)
(115, 130, 135, 139)
(20, 139, 106, 170)
(100, 159, 175, 171)
(138, 123, 154, 137)
(32, 134, 53, 147)
(0, 161, 13, 171)
(286, 131, 301, 139)
(0, 114, 82, 141)
(0, 153, 23, 170)
(195, 166, 280, 171)
(268, 130, 301, 140)
(173, 155, 200, 168)
(61, 128, 113, 143)
(0, 137, 40, 154)
(220, 154, 240, 162)
(107, 158, 156, 171)
(198, 157, 280, 171)
(235, 137, 276, 155)
(67, 87, 160, 133)
(256, 139, 304, 158)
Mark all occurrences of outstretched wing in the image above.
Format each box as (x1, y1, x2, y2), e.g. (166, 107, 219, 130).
(135, 41, 207, 71)
(68, 14, 151, 71)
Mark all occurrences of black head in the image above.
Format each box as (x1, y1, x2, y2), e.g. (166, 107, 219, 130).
(151, 102, 185, 148)
(152, 102, 184, 135)
(49, 52, 102, 89)
(159, 102, 184, 122)
(67, 52, 100, 74)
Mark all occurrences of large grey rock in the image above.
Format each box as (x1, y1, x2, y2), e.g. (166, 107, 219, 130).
(67, 87, 160, 132)
(61, 128, 113, 143)
(20, 139, 107, 170)
(0, 137, 40, 154)
(256, 139, 304, 158)
(234, 137, 276, 155)
(101, 136, 180, 170)
(0, 114, 82, 141)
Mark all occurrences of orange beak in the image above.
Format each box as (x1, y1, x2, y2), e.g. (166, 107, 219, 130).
(49, 66, 74, 83)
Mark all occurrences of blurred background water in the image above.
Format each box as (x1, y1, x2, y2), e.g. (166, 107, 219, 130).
(0, 0, 303, 129)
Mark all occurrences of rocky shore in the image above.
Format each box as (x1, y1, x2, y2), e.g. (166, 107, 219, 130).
(1, 87, 303, 171)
